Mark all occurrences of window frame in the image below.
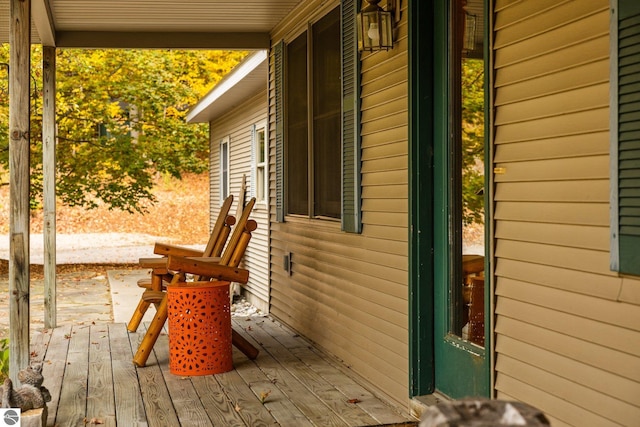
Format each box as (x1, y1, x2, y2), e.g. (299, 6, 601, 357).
(284, 6, 342, 221)
(220, 135, 230, 203)
(274, 0, 361, 232)
(252, 121, 268, 207)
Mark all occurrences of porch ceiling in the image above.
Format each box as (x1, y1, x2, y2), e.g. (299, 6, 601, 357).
(0, 0, 304, 49)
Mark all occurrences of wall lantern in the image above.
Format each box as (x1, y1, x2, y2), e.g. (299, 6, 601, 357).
(463, 12, 477, 53)
(357, 0, 394, 52)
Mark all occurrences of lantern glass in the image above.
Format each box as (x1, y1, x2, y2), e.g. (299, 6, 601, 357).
(357, 8, 393, 52)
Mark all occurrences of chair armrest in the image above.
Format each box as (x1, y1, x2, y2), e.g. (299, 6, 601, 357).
(166, 255, 249, 284)
(138, 257, 168, 269)
(182, 256, 221, 263)
(153, 242, 204, 257)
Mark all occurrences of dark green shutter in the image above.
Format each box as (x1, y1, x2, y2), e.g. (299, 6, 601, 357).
(274, 40, 285, 222)
(341, 0, 362, 233)
(615, 0, 640, 274)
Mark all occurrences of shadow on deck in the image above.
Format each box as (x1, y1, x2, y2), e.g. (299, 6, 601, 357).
(32, 316, 418, 426)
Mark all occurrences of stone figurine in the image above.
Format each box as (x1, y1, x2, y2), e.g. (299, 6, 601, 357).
(1, 364, 51, 411)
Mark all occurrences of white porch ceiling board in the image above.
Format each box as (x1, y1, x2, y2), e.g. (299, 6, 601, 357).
(0, 0, 303, 47)
(56, 0, 301, 32)
(0, 1, 43, 44)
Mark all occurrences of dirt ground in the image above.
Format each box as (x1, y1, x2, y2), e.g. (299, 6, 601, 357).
(0, 173, 210, 244)
(0, 173, 210, 276)
(0, 173, 210, 338)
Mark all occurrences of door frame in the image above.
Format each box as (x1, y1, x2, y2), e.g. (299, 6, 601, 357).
(409, 0, 492, 399)
(408, 0, 436, 397)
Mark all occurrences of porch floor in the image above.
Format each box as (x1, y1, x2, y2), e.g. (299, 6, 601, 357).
(32, 316, 417, 426)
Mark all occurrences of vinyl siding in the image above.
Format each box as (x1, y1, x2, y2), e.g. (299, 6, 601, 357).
(268, 0, 410, 405)
(209, 91, 270, 313)
(493, 1, 640, 425)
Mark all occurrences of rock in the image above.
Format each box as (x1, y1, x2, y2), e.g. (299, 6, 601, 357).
(419, 398, 550, 427)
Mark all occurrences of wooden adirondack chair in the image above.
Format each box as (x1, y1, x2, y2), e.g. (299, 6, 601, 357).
(126, 195, 235, 333)
(132, 197, 258, 367)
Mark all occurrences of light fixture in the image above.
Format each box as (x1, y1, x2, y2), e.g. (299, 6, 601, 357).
(357, 0, 394, 52)
(463, 13, 477, 53)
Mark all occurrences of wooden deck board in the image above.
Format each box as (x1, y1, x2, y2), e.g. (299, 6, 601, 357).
(29, 317, 416, 427)
(88, 325, 117, 426)
(190, 373, 250, 426)
(214, 361, 281, 426)
(39, 326, 70, 427)
(56, 325, 91, 426)
(255, 317, 411, 425)
(108, 323, 148, 426)
(232, 318, 358, 426)
(230, 327, 314, 426)
(153, 328, 216, 426)
(134, 325, 181, 427)
(243, 317, 378, 426)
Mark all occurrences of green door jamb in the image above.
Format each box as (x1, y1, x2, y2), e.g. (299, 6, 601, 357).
(408, 0, 435, 397)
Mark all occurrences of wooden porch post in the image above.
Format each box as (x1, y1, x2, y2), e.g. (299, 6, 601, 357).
(9, 0, 32, 381)
(43, 45, 56, 329)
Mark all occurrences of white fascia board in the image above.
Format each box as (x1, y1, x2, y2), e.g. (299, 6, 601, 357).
(186, 49, 268, 123)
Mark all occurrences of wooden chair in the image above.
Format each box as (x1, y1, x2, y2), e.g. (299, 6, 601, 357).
(126, 195, 235, 333)
(132, 197, 258, 367)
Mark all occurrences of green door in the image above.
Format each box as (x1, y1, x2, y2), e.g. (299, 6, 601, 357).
(409, 0, 490, 399)
(433, 0, 490, 398)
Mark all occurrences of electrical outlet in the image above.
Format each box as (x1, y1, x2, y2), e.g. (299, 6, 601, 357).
(283, 252, 292, 275)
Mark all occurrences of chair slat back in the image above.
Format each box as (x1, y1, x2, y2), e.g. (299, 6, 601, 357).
(201, 195, 233, 258)
(220, 197, 256, 267)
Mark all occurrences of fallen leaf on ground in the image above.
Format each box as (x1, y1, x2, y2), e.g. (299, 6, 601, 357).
(259, 389, 271, 403)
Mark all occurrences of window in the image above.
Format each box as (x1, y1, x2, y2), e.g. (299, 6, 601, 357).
(252, 122, 268, 205)
(285, 7, 342, 219)
(611, 0, 640, 275)
(220, 136, 230, 202)
(444, 0, 486, 346)
(274, 1, 361, 230)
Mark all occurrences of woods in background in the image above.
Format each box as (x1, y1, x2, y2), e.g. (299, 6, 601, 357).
(0, 47, 246, 213)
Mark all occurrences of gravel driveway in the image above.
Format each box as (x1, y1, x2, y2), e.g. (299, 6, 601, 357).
(0, 232, 203, 264)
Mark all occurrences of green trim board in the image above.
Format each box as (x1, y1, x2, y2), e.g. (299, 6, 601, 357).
(408, 0, 436, 397)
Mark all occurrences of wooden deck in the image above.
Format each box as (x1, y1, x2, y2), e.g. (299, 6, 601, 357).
(31, 316, 417, 426)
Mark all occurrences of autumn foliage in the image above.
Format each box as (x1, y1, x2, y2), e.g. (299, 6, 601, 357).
(0, 46, 246, 213)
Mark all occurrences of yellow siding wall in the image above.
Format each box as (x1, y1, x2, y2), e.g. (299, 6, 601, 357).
(268, 0, 410, 405)
(210, 91, 270, 313)
(493, 1, 640, 425)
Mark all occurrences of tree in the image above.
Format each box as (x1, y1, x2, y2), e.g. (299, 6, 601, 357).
(461, 58, 485, 225)
(0, 46, 246, 213)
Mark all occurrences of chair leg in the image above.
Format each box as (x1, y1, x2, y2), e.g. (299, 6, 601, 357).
(127, 299, 150, 333)
(127, 271, 164, 333)
(232, 329, 259, 360)
(132, 295, 169, 367)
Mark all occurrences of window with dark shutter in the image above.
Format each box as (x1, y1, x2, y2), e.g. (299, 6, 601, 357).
(611, 0, 640, 274)
(342, 0, 362, 233)
(274, 40, 285, 222)
(273, 2, 360, 231)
